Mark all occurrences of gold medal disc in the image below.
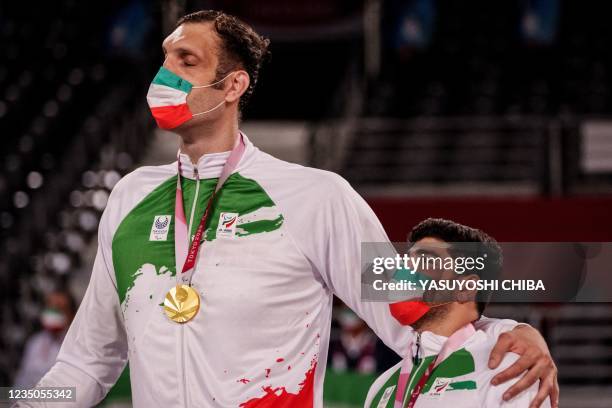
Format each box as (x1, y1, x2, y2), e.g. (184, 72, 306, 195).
(164, 284, 200, 323)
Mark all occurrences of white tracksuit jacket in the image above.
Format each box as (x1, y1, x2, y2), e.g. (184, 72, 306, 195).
(19, 134, 517, 407)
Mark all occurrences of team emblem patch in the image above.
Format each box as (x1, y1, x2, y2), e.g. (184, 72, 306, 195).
(428, 377, 451, 396)
(217, 212, 238, 238)
(150, 215, 172, 241)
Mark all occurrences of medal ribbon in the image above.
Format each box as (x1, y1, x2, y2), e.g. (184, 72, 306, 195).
(395, 323, 475, 408)
(174, 133, 246, 285)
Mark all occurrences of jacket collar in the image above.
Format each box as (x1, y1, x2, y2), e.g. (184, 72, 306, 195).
(177, 131, 255, 180)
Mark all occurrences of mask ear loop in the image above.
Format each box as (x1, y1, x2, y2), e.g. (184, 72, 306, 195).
(191, 71, 235, 89)
(192, 100, 226, 116)
(189, 71, 234, 116)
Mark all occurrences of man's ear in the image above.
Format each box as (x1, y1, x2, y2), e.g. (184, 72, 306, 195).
(457, 274, 480, 304)
(225, 70, 250, 104)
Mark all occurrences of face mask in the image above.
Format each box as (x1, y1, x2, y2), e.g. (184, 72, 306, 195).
(146, 66, 233, 129)
(389, 300, 430, 326)
(41, 308, 68, 332)
(388, 265, 432, 325)
(390, 295, 466, 326)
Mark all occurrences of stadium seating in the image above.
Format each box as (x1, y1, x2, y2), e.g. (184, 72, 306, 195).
(0, 1, 156, 385)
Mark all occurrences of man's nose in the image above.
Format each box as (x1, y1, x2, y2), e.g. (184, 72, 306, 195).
(163, 56, 178, 73)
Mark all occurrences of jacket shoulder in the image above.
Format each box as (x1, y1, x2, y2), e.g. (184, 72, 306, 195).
(246, 151, 354, 196)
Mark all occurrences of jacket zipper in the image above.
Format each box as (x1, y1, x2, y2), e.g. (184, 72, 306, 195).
(181, 166, 200, 408)
(413, 332, 421, 366)
(403, 346, 427, 406)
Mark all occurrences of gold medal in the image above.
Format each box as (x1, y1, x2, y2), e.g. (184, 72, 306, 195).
(164, 284, 200, 323)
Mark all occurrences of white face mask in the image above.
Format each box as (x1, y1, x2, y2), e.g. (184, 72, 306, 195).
(146, 66, 234, 129)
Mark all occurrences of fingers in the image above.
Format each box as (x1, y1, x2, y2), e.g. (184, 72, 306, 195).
(489, 332, 515, 369)
(550, 374, 560, 408)
(489, 325, 558, 406)
(528, 370, 558, 408)
(500, 354, 548, 401)
(492, 347, 541, 387)
(531, 367, 559, 408)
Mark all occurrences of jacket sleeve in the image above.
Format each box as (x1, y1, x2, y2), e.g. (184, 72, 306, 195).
(307, 174, 518, 356)
(15, 204, 128, 407)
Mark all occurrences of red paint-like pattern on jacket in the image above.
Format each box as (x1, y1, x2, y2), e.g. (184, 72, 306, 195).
(239, 362, 317, 407)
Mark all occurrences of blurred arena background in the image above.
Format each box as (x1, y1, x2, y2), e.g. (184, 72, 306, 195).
(2, 0, 612, 406)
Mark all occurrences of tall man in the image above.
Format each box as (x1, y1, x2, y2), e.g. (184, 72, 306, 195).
(21, 10, 558, 407)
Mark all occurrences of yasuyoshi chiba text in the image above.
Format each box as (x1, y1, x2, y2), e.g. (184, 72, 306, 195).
(372, 279, 546, 291)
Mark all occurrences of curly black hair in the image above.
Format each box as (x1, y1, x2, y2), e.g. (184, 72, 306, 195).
(177, 10, 270, 110)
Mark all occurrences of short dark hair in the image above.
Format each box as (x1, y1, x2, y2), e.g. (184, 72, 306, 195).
(177, 10, 270, 110)
(408, 218, 503, 317)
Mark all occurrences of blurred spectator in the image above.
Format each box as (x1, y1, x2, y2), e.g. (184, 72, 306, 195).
(106, 0, 153, 57)
(13, 290, 76, 388)
(329, 307, 377, 374)
(521, 0, 560, 46)
(389, 0, 436, 55)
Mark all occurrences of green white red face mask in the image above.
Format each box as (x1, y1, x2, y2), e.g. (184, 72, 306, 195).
(389, 300, 431, 326)
(41, 308, 68, 332)
(146, 66, 233, 129)
(388, 268, 433, 325)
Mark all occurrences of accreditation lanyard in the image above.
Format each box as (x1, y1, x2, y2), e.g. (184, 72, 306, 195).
(395, 323, 475, 408)
(174, 133, 245, 285)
